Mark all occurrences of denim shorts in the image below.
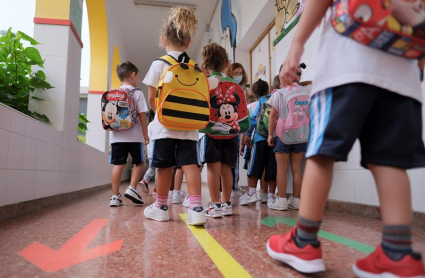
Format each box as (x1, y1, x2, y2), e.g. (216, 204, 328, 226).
(274, 137, 307, 154)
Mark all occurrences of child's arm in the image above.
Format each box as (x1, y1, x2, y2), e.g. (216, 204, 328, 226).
(148, 86, 157, 113)
(268, 107, 278, 147)
(280, 0, 332, 86)
(139, 112, 149, 145)
(239, 133, 246, 156)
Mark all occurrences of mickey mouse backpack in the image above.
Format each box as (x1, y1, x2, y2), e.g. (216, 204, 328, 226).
(156, 53, 212, 131)
(275, 84, 311, 145)
(204, 73, 250, 139)
(331, 0, 425, 59)
(101, 87, 138, 131)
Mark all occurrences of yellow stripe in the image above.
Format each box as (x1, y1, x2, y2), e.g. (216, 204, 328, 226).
(110, 45, 121, 89)
(179, 214, 252, 278)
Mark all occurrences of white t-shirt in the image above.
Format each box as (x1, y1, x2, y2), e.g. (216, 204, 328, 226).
(109, 85, 149, 144)
(143, 51, 199, 141)
(312, 11, 422, 103)
(247, 101, 258, 115)
(147, 122, 154, 159)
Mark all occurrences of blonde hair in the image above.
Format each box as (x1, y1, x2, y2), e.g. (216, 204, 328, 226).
(201, 43, 228, 75)
(161, 6, 198, 48)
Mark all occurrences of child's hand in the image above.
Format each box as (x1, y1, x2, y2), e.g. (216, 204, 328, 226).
(279, 44, 304, 87)
(267, 135, 275, 147)
(144, 134, 150, 145)
(239, 144, 244, 156)
(244, 136, 251, 148)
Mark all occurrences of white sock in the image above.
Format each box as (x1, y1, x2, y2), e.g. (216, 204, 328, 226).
(248, 188, 256, 195)
(268, 193, 275, 198)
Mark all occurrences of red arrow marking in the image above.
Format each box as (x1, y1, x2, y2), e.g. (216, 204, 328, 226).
(19, 219, 123, 272)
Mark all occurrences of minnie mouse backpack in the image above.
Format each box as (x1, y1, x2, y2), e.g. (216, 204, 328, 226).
(205, 74, 250, 139)
(101, 88, 138, 131)
(275, 84, 311, 145)
(331, 0, 425, 59)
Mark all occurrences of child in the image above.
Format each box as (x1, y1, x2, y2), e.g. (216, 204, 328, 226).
(267, 1, 425, 277)
(109, 61, 149, 207)
(240, 79, 277, 206)
(142, 6, 205, 225)
(267, 76, 311, 211)
(201, 43, 238, 218)
(140, 109, 155, 193)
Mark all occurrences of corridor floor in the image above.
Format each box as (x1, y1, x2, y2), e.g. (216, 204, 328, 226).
(1, 182, 424, 278)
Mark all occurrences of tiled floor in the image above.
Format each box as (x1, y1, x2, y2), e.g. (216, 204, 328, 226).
(0, 182, 424, 278)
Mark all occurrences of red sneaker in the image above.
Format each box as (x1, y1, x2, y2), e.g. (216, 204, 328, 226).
(353, 245, 425, 278)
(267, 227, 325, 273)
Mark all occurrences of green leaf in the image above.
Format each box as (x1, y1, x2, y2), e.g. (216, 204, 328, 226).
(78, 122, 88, 131)
(0, 28, 13, 43)
(24, 47, 42, 63)
(30, 77, 54, 89)
(31, 96, 45, 101)
(78, 113, 90, 123)
(35, 70, 46, 81)
(17, 31, 39, 45)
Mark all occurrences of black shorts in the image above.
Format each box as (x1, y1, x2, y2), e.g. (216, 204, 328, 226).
(307, 83, 425, 169)
(202, 136, 239, 167)
(110, 142, 144, 165)
(274, 137, 307, 153)
(151, 138, 199, 168)
(247, 140, 277, 181)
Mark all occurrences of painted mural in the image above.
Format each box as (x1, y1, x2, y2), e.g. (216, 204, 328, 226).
(221, 0, 238, 61)
(274, 0, 306, 46)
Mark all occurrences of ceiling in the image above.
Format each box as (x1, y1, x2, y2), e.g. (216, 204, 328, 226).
(104, 0, 219, 91)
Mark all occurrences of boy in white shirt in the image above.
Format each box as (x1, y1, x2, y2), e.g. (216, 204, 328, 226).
(109, 61, 149, 207)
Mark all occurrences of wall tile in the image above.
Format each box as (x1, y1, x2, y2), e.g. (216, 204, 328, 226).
(39, 100, 65, 126)
(36, 141, 48, 170)
(33, 24, 45, 33)
(351, 140, 363, 170)
(25, 118, 43, 140)
(0, 129, 9, 169)
(22, 170, 36, 202)
(54, 146, 63, 171)
(9, 110, 27, 135)
(48, 127, 60, 146)
(23, 137, 38, 170)
(7, 132, 25, 169)
(44, 171, 56, 197)
(44, 33, 69, 57)
(34, 171, 46, 199)
(43, 56, 67, 80)
(33, 32, 45, 56)
(329, 170, 355, 202)
(5, 170, 23, 205)
(0, 104, 11, 131)
(40, 78, 66, 101)
(46, 144, 56, 171)
(45, 24, 69, 35)
(0, 169, 6, 207)
(354, 170, 375, 205)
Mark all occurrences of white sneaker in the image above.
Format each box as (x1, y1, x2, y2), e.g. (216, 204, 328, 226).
(172, 191, 186, 204)
(205, 202, 223, 218)
(261, 193, 268, 203)
(109, 194, 123, 207)
(267, 195, 276, 206)
(182, 195, 190, 208)
(268, 196, 288, 211)
(240, 192, 260, 205)
(288, 196, 300, 210)
(124, 186, 144, 205)
(187, 206, 206, 225)
(222, 202, 233, 216)
(168, 190, 174, 198)
(230, 190, 238, 198)
(139, 179, 149, 194)
(239, 192, 248, 202)
(144, 203, 169, 221)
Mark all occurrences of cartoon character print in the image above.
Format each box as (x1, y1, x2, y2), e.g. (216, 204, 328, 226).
(102, 99, 121, 130)
(210, 84, 241, 135)
(275, 0, 302, 35)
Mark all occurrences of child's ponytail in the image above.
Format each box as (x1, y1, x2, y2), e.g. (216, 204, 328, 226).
(161, 6, 198, 48)
(252, 79, 269, 98)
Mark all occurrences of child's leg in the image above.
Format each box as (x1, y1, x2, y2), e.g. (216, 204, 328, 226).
(142, 166, 156, 183)
(174, 168, 184, 191)
(130, 163, 144, 189)
(268, 181, 277, 195)
(111, 165, 126, 195)
(207, 162, 221, 203)
(220, 163, 233, 203)
(275, 153, 289, 197)
(260, 171, 268, 193)
(156, 167, 173, 196)
(290, 152, 305, 198)
(298, 156, 334, 221)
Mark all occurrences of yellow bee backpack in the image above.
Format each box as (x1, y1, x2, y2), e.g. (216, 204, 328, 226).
(156, 54, 211, 131)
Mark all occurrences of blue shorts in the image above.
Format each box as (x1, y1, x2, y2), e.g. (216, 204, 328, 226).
(247, 140, 277, 181)
(274, 137, 307, 153)
(307, 83, 425, 169)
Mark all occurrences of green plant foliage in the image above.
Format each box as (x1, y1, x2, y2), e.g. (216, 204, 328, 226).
(0, 28, 54, 123)
(78, 113, 90, 134)
(77, 134, 86, 143)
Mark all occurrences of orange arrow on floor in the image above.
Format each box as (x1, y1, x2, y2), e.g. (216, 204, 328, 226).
(19, 219, 123, 272)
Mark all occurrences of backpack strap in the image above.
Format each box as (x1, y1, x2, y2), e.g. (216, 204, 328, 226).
(156, 52, 197, 66)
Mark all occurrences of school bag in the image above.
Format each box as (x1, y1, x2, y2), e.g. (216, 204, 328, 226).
(275, 85, 311, 144)
(255, 95, 273, 137)
(331, 0, 425, 59)
(156, 53, 211, 131)
(101, 87, 138, 131)
(205, 73, 250, 139)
